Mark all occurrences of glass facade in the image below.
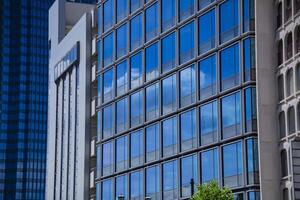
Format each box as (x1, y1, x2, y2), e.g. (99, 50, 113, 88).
(97, 0, 258, 199)
(0, 1, 55, 199)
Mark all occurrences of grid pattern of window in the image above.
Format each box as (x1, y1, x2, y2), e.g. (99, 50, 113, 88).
(96, 0, 258, 199)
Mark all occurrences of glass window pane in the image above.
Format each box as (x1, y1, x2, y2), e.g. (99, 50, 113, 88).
(162, 33, 176, 73)
(146, 83, 159, 121)
(223, 142, 244, 188)
(103, 105, 114, 139)
(244, 38, 256, 82)
(162, 116, 177, 157)
(117, 60, 128, 96)
(163, 160, 178, 200)
(180, 65, 196, 108)
(117, 24, 128, 59)
(246, 139, 259, 185)
(102, 179, 113, 200)
(201, 148, 219, 183)
(116, 98, 128, 133)
(146, 166, 160, 200)
(199, 9, 216, 54)
(103, 33, 114, 68)
(200, 101, 218, 145)
(130, 170, 144, 200)
(199, 0, 215, 10)
(180, 109, 197, 151)
(131, 0, 143, 13)
(248, 191, 260, 200)
(180, 22, 195, 64)
(221, 92, 241, 139)
(102, 142, 113, 176)
(146, 3, 159, 41)
(116, 136, 128, 172)
(146, 43, 159, 81)
(220, 0, 239, 43)
(116, 175, 128, 199)
(181, 155, 198, 197)
(103, 0, 114, 32)
(97, 40, 102, 70)
(199, 55, 217, 100)
(221, 43, 240, 91)
(117, 0, 128, 22)
(146, 123, 160, 162)
(130, 130, 144, 167)
(130, 91, 143, 127)
(179, 0, 194, 21)
(130, 52, 143, 89)
(162, 75, 177, 114)
(234, 193, 244, 200)
(130, 14, 143, 51)
(103, 68, 114, 103)
(243, 0, 255, 32)
(162, 0, 176, 32)
(245, 87, 257, 133)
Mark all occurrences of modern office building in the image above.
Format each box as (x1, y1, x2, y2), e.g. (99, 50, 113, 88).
(47, 0, 300, 199)
(0, 0, 54, 199)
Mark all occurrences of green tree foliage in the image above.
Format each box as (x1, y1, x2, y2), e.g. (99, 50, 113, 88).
(191, 181, 234, 200)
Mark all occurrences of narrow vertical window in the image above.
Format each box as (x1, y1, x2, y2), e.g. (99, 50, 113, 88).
(181, 155, 198, 198)
(146, 123, 159, 162)
(281, 150, 288, 177)
(199, 55, 216, 100)
(245, 87, 257, 133)
(285, 0, 292, 22)
(130, 52, 143, 89)
(102, 105, 114, 139)
(286, 33, 293, 60)
(279, 111, 286, 138)
(146, 165, 160, 199)
(179, 22, 195, 64)
(116, 61, 128, 96)
(288, 107, 296, 134)
(180, 65, 196, 108)
(130, 14, 143, 51)
(116, 98, 128, 133)
(162, 0, 176, 32)
(130, 91, 143, 127)
(131, 0, 143, 13)
(146, 42, 159, 81)
(103, 33, 114, 68)
(117, 24, 128, 59)
(162, 74, 177, 114)
(220, 0, 239, 43)
(179, 0, 194, 21)
(130, 130, 144, 167)
(162, 32, 176, 73)
(117, 0, 128, 22)
(162, 116, 177, 157)
(278, 40, 283, 66)
(163, 160, 178, 200)
(146, 83, 159, 121)
(101, 179, 113, 200)
(243, 0, 255, 32)
(296, 26, 300, 54)
(116, 136, 128, 172)
(286, 69, 294, 96)
(145, 3, 159, 41)
(201, 148, 219, 183)
(103, 68, 114, 103)
(277, 3, 283, 28)
(103, 0, 114, 32)
(116, 175, 128, 199)
(244, 38, 256, 82)
(199, 9, 216, 54)
(102, 142, 113, 176)
(180, 109, 197, 151)
(278, 75, 284, 101)
(246, 138, 260, 185)
(200, 101, 218, 145)
(130, 170, 144, 199)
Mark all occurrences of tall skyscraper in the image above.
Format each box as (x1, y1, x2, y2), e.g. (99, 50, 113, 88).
(47, 0, 300, 199)
(0, 0, 54, 199)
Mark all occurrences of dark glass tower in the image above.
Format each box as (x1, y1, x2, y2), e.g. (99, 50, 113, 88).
(0, 0, 53, 199)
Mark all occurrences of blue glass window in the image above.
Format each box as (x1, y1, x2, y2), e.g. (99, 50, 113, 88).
(146, 3, 159, 41)
(102, 105, 114, 139)
(220, 0, 239, 43)
(244, 38, 256, 82)
(116, 136, 128, 172)
(103, 68, 114, 102)
(116, 60, 128, 96)
(243, 0, 255, 32)
(102, 142, 113, 176)
(199, 9, 216, 54)
(245, 87, 257, 133)
(181, 155, 198, 198)
(130, 14, 143, 50)
(162, 116, 177, 157)
(180, 22, 195, 64)
(103, 0, 114, 32)
(200, 101, 218, 145)
(146, 123, 159, 162)
(97, 40, 102, 70)
(220, 43, 240, 91)
(117, 24, 128, 59)
(103, 33, 114, 68)
(180, 109, 197, 151)
(130, 52, 143, 89)
(221, 92, 241, 139)
(131, 0, 143, 13)
(162, 32, 176, 73)
(201, 148, 219, 183)
(130, 170, 144, 199)
(199, 0, 215, 10)
(146, 42, 159, 81)
(179, 0, 194, 21)
(130, 130, 144, 167)
(162, 74, 177, 114)
(117, 0, 128, 22)
(248, 191, 260, 200)
(98, 7, 102, 35)
(146, 166, 160, 200)
(98, 75, 102, 106)
(146, 83, 159, 121)
(246, 138, 259, 184)
(162, 0, 176, 32)
(116, 98, 128, 133)
(97, 146, 101, 178)
(199, 55, 216, 100)
(102, 179, 113, 200)
(180, 65, 196, 108)
(116, 175, 128, 199)
(223, 142, 244, 188)
(130, 91, 143, 127)
(163, 160, 178, 200)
